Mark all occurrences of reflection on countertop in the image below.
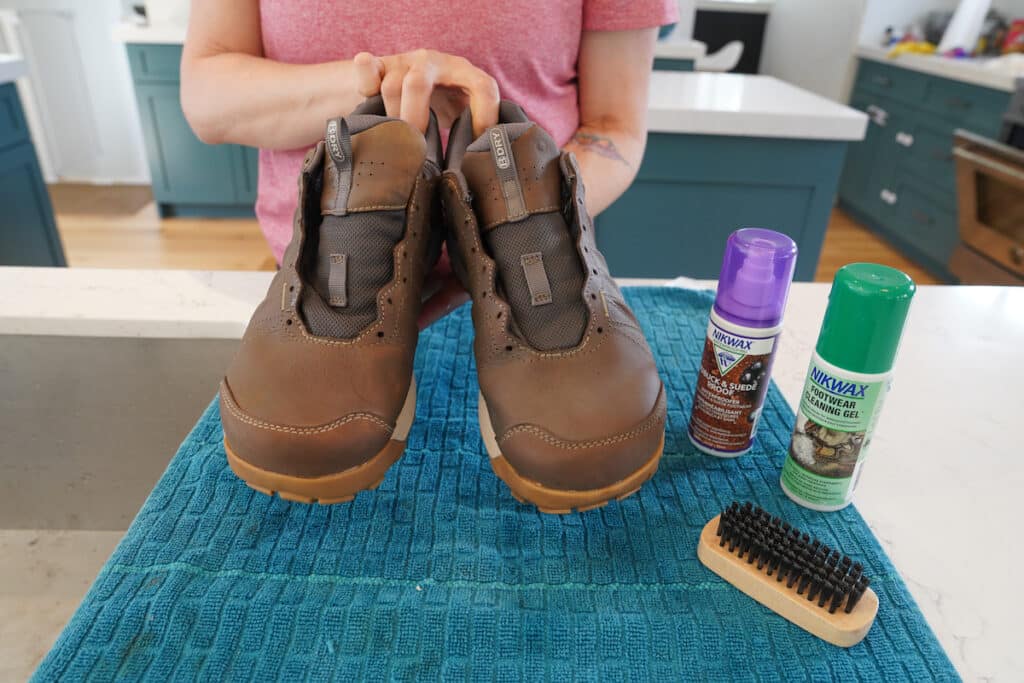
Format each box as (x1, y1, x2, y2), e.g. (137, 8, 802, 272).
(647, 72, 867, 139)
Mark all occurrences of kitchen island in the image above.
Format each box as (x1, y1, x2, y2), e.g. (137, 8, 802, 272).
(1, 266, 1020, 680)
(112, 26, 866, 279)
(0, 54, 64, 267)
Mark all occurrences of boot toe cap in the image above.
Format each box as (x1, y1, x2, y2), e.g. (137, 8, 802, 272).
(495, 386, 666, 491)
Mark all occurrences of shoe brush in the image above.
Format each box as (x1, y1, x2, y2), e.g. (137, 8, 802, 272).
(697, 501, 878, 647)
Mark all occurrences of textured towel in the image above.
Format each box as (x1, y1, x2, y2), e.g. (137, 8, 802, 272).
(35, 288, 957, 682)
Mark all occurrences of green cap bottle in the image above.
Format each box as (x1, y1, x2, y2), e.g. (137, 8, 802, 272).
(781, 263, 916, 511)
(815, 263, 916, 374)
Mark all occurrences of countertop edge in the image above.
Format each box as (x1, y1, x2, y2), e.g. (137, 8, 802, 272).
(856, 45, 1017, 92)
(0, 55, 27, 86)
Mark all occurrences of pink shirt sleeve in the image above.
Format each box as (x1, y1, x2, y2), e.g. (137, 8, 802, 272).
(582, 0, 679, 31)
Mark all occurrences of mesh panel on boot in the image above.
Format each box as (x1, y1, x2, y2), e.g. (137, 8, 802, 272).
(484, 211, 588, 351)
(300, 209, 404, 338)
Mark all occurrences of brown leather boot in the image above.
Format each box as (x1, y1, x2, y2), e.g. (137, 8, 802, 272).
(441, 102, 666, 513)
(219, 97, 442, 504)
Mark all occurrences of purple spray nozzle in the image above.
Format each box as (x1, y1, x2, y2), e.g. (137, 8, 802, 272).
(714, 228, 798, 327)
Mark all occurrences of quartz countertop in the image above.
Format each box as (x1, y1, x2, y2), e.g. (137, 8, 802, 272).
(653, 38, 707, 61)
(647, 72, 867, 140)
(697, 0, 774, 13)
(110, 23, 864, 141)
(112, 22, 186, 44)
(0, 54, 26, 85)
(1, 266, 1021, 679)
(857, 44, 1019, 92)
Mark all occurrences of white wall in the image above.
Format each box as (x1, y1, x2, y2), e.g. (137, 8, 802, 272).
(861, 0, 1024, 47)
(759, 0, 868, 102)
(0, 0, 149, 184)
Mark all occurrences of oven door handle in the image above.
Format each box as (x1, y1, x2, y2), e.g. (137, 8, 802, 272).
(953, 147, 1024, 183)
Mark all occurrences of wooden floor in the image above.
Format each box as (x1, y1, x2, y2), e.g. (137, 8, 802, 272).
(49, 183, 939, 284)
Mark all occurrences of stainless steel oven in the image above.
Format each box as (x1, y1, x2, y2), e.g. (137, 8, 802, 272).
(952, 129, 1024, 284)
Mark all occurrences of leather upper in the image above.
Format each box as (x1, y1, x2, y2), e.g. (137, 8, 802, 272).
(220, 123, 439, 478)
(443, 146, 667, 490)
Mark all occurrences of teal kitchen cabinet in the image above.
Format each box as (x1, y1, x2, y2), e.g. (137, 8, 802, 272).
(0, 82, 65, 267)
(126, 44, 257, 217)
(838, 58, 1011, 280)
(652, 58, 695, 71)
(597, 133, 847, 281)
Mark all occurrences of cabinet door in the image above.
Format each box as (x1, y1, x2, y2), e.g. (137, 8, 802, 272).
(134, 83, 238, 205)
(839, 92, 894, 216)
(0, 142, 65, 266)
(232, 145, 259, 205)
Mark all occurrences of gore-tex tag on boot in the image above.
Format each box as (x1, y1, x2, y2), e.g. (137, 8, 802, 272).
(488, 126, 527, 222)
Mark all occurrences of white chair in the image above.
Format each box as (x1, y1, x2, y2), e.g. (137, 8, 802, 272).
(696, 41, 745, 73)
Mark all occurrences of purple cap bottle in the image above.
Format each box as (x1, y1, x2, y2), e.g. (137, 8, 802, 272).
(689, 228, 798, 457)
(714, 229, 798, 328)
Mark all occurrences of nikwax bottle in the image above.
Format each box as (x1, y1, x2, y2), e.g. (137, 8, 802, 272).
(688, 228, 798, 457)
(781, 263, 915, 511)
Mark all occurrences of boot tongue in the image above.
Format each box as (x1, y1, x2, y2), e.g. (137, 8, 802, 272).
(301, 115, 405, 338)
(463, 123, 588, 351)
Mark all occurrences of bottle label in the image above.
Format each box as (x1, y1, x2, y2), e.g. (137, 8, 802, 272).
(781, 357, 890, 507)
(688, 318, 778, 454)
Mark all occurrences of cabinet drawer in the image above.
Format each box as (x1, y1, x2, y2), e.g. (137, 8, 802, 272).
(127, 44, 183, 84)
(887, 119, 957, 196)
(854, 60, 927, 105)
(0, 83, 30, 151)
(876, 176, 958, 267)
(921, 78, 1009, 136)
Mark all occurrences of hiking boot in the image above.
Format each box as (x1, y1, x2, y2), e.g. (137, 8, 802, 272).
(441, 102, 666, 513)
(219, 97, 442, 504)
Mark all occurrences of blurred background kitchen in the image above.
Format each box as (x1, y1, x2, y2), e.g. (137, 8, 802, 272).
(0, 0, 1022, 285)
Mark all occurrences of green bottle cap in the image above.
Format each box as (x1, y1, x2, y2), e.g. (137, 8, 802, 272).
(815, 263, 916, 374)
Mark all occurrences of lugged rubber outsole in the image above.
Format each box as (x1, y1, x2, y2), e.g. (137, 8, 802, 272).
(478, 392, 664, 514)
(224, 379, 416, 505)
(225, 438, 405, 505)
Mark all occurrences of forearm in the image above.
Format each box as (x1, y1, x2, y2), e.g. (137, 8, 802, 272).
(181, 54, 364, 149)
(563, 123, 645, 216)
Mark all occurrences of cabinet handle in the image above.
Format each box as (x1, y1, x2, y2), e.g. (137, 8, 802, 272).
(911, 209, 933, 225)
(946, 97, 972, 110)
(872, 75, 892, 87)
(1011, 246, 1024, 266)
(866, 104, 888, 126)
(895, 131, 915, 147)
(880, 189, 898, 205)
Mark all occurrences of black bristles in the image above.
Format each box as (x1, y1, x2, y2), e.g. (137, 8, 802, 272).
(711, 501, 872, 615)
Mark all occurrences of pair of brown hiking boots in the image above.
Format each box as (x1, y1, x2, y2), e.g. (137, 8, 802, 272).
(219, 97, 666, 514)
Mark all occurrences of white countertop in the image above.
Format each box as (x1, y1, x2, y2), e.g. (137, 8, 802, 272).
(110, 22, 863, 142)
(112, 21, 186, 45)
(697, 0, 774, 13)
(0, 54, 27, 85)
(2, 266, 1022, 679)
(857, 45, 1019, 93)
(648, 72, 868, 140)
(653, 38, 707, 61)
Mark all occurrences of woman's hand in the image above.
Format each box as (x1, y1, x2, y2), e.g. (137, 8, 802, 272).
(353, 50, 500, 136)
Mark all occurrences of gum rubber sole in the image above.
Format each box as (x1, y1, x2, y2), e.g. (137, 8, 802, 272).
(479, 392, 664, 514)
(223, 379, 417, 505)
(225, 438, 405, 505)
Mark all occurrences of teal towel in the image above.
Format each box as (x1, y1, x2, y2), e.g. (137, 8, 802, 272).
(35, 288, 958, 681)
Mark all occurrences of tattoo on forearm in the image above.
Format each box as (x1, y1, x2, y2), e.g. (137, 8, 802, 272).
(571, 131, 628, 165)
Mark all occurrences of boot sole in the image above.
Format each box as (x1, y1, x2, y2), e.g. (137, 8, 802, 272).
(478, 392, 664, 514)
(224, 379, 416, 505)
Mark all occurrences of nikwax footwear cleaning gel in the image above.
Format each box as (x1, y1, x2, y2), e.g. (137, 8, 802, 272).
(688, 228, 797, 457)
(781, 263, 915, 511)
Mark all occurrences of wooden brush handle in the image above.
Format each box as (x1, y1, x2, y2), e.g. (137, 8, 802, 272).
(697, 515, 878, 648)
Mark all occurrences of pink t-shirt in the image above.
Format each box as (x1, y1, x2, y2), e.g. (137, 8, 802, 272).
(256, 0, 678, 261)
